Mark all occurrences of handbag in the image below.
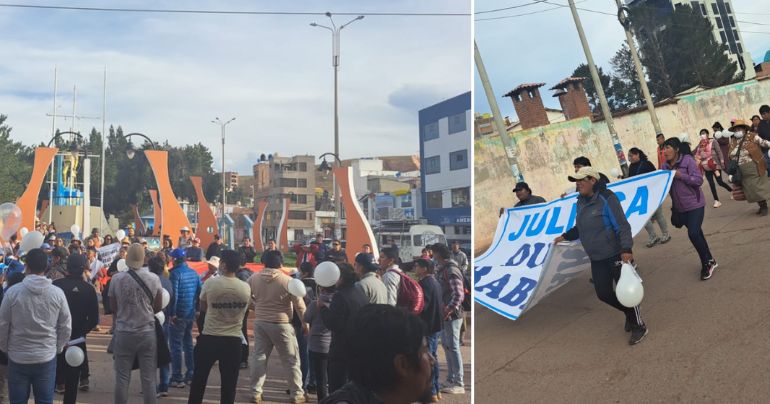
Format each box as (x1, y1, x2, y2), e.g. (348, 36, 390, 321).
(726, 137, 746, 184)
(670, 209, 685, 229)
(107, 270, 171, 369)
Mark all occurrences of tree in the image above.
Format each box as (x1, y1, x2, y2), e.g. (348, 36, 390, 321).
(0, 115, 33, 204)
(572, 63, 619, 113)
(610, 42, 645, 109)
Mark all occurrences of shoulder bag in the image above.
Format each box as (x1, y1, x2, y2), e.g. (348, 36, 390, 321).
(726, 137, 746, 185)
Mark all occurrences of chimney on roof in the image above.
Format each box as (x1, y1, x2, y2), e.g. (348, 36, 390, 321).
(550, 77, 591, 120)
(504, 83, 549, 130)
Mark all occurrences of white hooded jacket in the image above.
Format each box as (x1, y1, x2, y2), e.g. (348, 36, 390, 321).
(0, 275, 72, 364)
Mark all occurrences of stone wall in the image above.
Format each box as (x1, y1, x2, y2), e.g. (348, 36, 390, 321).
(475, 78, 770, 251)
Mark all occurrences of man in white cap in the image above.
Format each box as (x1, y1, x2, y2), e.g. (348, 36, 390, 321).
(178, 227, 192, 249)
(109, 243, 163, 404)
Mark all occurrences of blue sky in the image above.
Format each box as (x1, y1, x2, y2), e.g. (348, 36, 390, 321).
(0, 0, 471, 173)
(474, 0, 770, 120)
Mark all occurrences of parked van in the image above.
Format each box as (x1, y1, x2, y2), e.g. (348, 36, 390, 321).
(375, 221, 447, 266)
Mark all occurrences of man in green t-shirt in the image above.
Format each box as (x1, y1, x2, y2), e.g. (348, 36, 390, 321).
(187, 250, 251, 404)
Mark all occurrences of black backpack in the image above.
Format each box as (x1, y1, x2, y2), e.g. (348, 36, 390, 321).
(461, 273, 471, 312)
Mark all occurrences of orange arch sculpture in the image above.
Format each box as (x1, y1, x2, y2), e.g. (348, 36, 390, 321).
(17, 147, 58, 234)
(277, 198, 290, 253)
(149, 190, 161, 236)
(334, 166, 378, 262)
(190, 176, 218, 248)
(144, 150, 191, 247)
(253, 199, 268, 252)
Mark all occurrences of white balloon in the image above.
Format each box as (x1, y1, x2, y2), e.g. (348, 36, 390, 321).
(155, 311, 165, 324)
(610, 168, 621, 178)
(161, 289, 170, 309)
(65, 346, 84, 367)
(19, 231, 44, 253)
(19, 227, 28, 237)
(70, 224, 80, 237)
(117, 259, 128, 272)
(616, 262, 644, 308)
(115, 230, 126, 240)
(714, 131, 722, 139)
(314, 261, 341, 287)
(288, 278, 307, 298)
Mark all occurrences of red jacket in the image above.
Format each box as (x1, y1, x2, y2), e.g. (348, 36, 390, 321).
(293, 244, 318, 267)
(657, 145, 666, 169)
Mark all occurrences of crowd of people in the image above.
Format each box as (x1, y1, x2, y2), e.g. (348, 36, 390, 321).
(0, 223, 470, 404)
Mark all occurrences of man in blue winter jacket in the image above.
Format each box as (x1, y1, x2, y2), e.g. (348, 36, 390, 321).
(168, 248, 202, 387)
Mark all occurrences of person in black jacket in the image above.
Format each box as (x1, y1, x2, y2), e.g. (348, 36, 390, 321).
(53, 254, 99, 403)
(414, 258, 442, 403)
(319, 263, 369, 394)
(205, 235, 223, 260)
(628, 147, 672, 248)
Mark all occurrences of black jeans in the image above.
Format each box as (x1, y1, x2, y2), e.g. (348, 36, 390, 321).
(328, 357, 348, 395)
(56, 342, 87, 404)
(704, 170, 732, 201)
(188, 335, 242, 404)
(241, 311, 249, 366)
(682, 207, 713, 266)
(309, 351, 329, 400)
(590, 256, 644, 327)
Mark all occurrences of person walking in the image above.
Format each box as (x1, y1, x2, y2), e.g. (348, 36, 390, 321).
(414, 258, 443, 403)
(756, 105, 770, 176)
(661, 138, 719, 280)
(656, 133, 667, 168)
(53, 254, 99, 404)
(627, 147, 672, 248)
(303, 288, 332, 401)
(727, 119, 770, 215)
(377, 247, 401, 307)
(694, 129, 732, 208)
(167, 248, 201, 388)
(248, 250, 307, 404)
(108, 244, 163, 404)
(352, 253, 387, 304)
(148, 256, 173, 398)
(188, 250, 250, 404)
(431, 243, 466, 394)
(320, 263, 369, 394)
(554, 167, 648, 344)
(0, 248, 72, 404)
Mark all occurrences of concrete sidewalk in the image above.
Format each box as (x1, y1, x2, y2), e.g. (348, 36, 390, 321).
(474, 197, 770, 403)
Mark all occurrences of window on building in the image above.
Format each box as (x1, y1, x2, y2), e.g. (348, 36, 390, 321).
(448, 112, 466, 134)
(725, 2, 731, 13)
(288, 210, 306, 220)
(298, 178, 308, 188)
(715, 17, 722, 29)
(424, 122, 439, 141)
(711, 3, 718, 14)
(279, 178, 298, 187)
(720, 30, 727, 43)
(424, 156, 441, 175)
(449, 150, 468, 171)
(427, 191, 442, 209)
(729, 16, 735, 27)
(298, 162, 307, 172)
(451, 187, 470, 207)
(738, 42, 743, 54)
(733, 29, 739, 40)
(699, 3, 707, 15)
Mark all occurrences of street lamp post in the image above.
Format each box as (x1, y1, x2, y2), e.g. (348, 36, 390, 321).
(318, 152, 342, 239)
(310, 12, 364, 240)
(211, 117, 236, 218)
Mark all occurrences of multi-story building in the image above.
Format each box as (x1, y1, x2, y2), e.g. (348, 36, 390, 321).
(418, 92, 471, 248)
(628, 0, 752, 72)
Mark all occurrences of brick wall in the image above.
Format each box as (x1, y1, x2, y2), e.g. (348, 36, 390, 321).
(511, 88, 549, 129)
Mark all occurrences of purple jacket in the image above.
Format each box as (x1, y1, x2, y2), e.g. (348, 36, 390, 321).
(662, 154, 705, 212)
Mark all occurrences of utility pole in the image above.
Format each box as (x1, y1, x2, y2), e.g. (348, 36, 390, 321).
(474, 41, 524, 182)
(616, 2, 662, 135)
(211, 117, 235, 219)
(567, 0, 628, 176)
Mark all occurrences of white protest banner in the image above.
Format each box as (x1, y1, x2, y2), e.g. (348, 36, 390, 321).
(97, 242, 121, 268)
(474, 170, 673, 321)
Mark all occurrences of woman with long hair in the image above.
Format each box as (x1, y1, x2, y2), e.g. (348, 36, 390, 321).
(628, 147, 671, 248)
(751, 115, 761, 132)
(726, 119, 770, 216)
(694, 128, 732, 207)
(662, 137, 718, 281)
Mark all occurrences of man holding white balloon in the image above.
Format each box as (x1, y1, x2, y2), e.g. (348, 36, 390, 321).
(53, 253, 99, 403)
(554, 166, 648, 345)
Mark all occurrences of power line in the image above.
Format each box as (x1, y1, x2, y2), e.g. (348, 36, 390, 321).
(0, 3, 469, 16)
(475, 1, 546, 15)
(475, 5, 563, 21)
(737, 19, 770, 27)
(475, 1, 612, 22)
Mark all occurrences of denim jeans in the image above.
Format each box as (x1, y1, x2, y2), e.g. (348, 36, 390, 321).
(8, 358, 56, 404)
(170, 318, 195, 383)
(427, 331, 441, 396)
(441, 318, 464, 387)
(158, 322, 171, 393)
(294, 323, 309, 387)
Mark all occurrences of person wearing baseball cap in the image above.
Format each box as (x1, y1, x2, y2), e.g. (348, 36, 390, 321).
(353, 253, 387, 304)
(499, 182, 547, 216)
(168, 247, 202, 387)
(185, 238, 204, 262)
(178, 227, 192, 249)
(554, 166, 648, 345)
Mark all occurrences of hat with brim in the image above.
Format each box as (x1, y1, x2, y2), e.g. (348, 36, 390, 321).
(512, 182, 530, 193)
(729, 119, 751, 132)
(568, 166, 601, 182)
(207, 256, 220, 269)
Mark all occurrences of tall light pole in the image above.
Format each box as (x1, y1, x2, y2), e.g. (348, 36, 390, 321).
(567, 0, 629, 176)
(211, 117, 235, 218)
(311, 12, 364, 240)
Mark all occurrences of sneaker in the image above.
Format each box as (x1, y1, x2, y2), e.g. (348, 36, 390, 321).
(172, 381, 186, 388)
(79, 378, 90, 391)
(252, 394, 263, 403)
(629, 325, 648, 345)
(645, 237, 659, 248)
(156, 391, 168, 398)
(290, 396, 307, 404)
(658, 233, 671, 244)
(440, 385, 466, 395)
(55, 384, 65, 394)
(713, 200, 722, 208)
(701, 259, 718, 280)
